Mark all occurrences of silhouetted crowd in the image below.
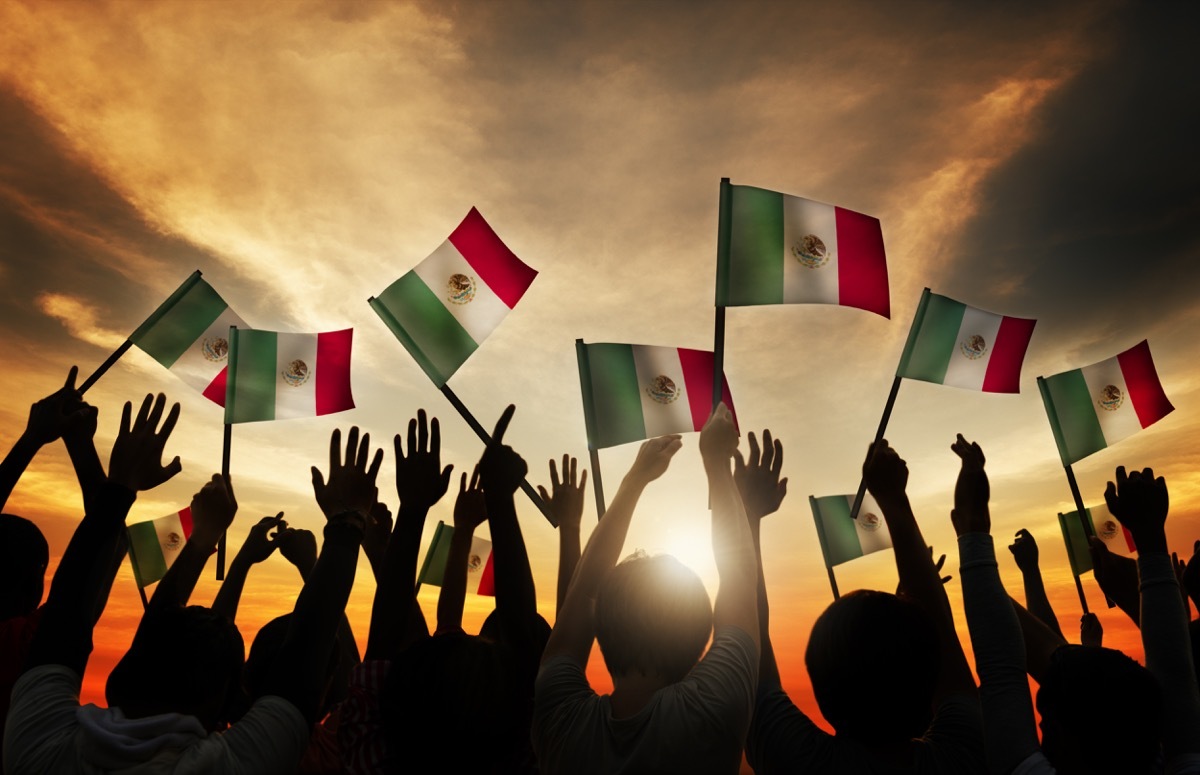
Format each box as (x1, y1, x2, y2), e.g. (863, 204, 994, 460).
(2, 372, 1199, 773)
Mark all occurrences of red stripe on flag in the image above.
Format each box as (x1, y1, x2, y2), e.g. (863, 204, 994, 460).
(448, 208, 537, 309)
(677, 348, 737, 433)
(202, 367, 228, 407)
(834, 207, 890, 318)
(178, 507, 193, 537)
(1117, 340, 1173, 429)
(981, 315, 1036, 393)
(1121, 524, 1137, 554)
(316, 329, 355, 416)
(477, 551, 496, 597)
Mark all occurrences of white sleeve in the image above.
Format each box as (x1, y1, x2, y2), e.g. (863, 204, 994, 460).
(3, 665, 84, 774)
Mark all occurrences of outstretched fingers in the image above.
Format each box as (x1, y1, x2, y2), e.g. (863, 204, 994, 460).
(491, 404, 515, 446)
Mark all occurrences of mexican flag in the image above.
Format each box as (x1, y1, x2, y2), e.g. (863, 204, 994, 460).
(128, 271, 249, 406)
(370, 208, 537, 387)
(896, 289, 1036, 393)
(1038, 340, 1173, 466)
(576, 341, 736, 450)
(716, 181, 890, 318)
(127, 507, 193, 588)
(810, 493, 892, 567)
(1058, 503, 1137, 577)
(416, 521, 495, 597)
(225, 328, 355, 423)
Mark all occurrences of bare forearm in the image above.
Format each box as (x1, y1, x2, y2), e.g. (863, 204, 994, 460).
(0, 434, 40, 511)
(486, 492, 537, 622)
(750, 519, 781, 688)
(64, 435, 106, 511)
(708, 461, 759, 643)
(1020, 568, 1064, 639)
(436, 527, 473, 632)
(557, 526, 581, 613)
(148, 533, 216, 613)
(211, 554, 253, 623)
(366, 506, 427, 659)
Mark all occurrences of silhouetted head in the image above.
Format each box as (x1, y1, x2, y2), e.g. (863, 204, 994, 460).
(107, 605, 244, 732)
(595, 552, 713, 684)
(1036, 645, 1162, 775)
(382, 631, 508, 774)
(806, 590, 939, 745)
(0, 514, 49, 620)
(242, 613, 343, 718)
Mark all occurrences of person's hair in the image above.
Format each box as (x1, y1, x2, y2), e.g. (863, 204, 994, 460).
(0, 514, 49, 620)
(805, 590, 939, 745)
(242, 613, 343, 718)
(594, 552, 712, 683)
(1036, 645, 1162, 775)
(106, 605, 245, 732)
(381, 631, 509, 774)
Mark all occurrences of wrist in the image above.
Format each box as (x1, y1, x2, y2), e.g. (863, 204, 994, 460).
(1130, 529, 1168, 554)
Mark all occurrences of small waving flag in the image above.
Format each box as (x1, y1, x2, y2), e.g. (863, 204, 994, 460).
(129, 271, 249, 406)
(127, 508, 193, 588)
(1038, 340, 1173, 466)
(717, 182, 889, 317)
(896, 289, 1036, 393)
(810, 493, 892, 567)
(370, 208, 537, 387)
(416, 521, 495, 597)
(1058, 503, 1137, 577)
(576, 342, 735, 450)
(225, 328, 354, 423)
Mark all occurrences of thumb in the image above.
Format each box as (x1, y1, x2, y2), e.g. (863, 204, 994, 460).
(311, 466, 326, 494)
(164, 456, 183, 482)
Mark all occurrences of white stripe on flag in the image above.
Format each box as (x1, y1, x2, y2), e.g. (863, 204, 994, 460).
(631, 346, 693, 438)
(781, 197, 839, 304)
(942, 306, 1003, 390)
(1080, 357, 1141, 447)
(168, 308, 247, 392)
(852, 494, 892, 555)
(274, 332, 319, 420)
(412, 240, 511, 344)
(153, 511, 188, 564)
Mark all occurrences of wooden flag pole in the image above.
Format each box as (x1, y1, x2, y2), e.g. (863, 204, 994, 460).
(127, 539, 150, 609)
(218, 422, 231, 580)
(1071, 572, 1091, 615)
(810, 496, 841, 600)
(575, 339, 607, 519)
(79, 341, 133, 396)
(1063, 462, 1117, 610)
(437, 384, 555, 526)
(712, 178, 732, 414)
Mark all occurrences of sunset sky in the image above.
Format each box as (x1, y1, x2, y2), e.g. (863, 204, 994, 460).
(2, 0, 1198, 740)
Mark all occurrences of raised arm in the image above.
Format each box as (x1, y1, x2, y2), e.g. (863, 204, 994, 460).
(211, 513, 285, 622)
(437, 466, 487, 634)
(365, 410, 449, 660)
(27, 394, 181, 677)
(147, 473, 235, 613)
(950, 434, 1040, 774)
(1008, 529, 1065, 639)
(734, 429, 787, 689)
(1105, 466, 1200, 760)
(542, 433, 682, 667)
(539, 455, 587, 614)
(361, 501, 393, 583)
(865, 439, 975, 703)
(703, 404, 759, 649)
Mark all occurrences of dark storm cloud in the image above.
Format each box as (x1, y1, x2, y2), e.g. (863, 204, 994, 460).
(939, 3, 1200, 355)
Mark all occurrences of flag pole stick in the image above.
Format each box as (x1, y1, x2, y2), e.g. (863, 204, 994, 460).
(848, 375, 903, 523)
(575, 339, 607, 519)
(127, 539, 150, 609)
(218, 422, 231, 580)
(78, 341, 133, 395)
(810, 496, 840, 600)
(588, 448, 607, 518)
(1063, 462, 1116, 609)
(436, 384, 555, 527)
(1072, 573, 1091, 615)
(712, 177, 732, 414)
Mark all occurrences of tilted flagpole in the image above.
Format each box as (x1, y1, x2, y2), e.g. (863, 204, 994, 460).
(575, 339, 607, 518)
(809, 496, 841, 600)
(712, 178, 732, 415)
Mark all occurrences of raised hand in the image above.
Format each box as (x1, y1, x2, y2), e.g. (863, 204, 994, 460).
(897, 546, 951, 596)
(1089, 537, 1141, 625)
(24, 366, 95, 446)
(277, 527, 319, 578)
(189, 474, 238, 547)
(862, 439, 908, 503)
(734, 429, 788, 521)
(362, 502, 393, 573)
(1008, 529, 1040, 573)
(950, 433, 989, 536)
(393, 410, 453, 511)
(240, 513, 286, 564)
(107, 393, 182, 492)
(628, 434, 683, 487)
(537, 456, 587, 530)
(454, 465, 488, 532)
(699, 402, 738, 467)
(313, 426, 383, 530)
(1104, 466, 1169, 554)
(477, 405, 527, 496)
(1080, 612, 1104, 647)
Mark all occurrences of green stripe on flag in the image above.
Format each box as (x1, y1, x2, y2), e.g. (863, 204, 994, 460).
(226, 328, 277, 423)
(726, 186, 784, 305)
(813, 495, 862, 567)
(897, 292, 964, 383)
(128, 521, 167, 587)
(583, 344, 647, 449)
(417, 521, 452, 587)
(130, 274, 227, 368)
(373, 273, 477, 386)
(1058, 509, 1095, 576)
(1042, 369, 1106, 464)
